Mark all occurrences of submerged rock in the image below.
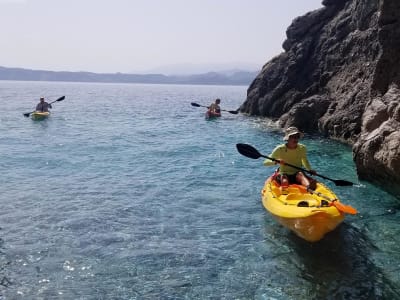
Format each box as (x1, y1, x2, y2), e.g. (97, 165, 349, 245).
(240, 0, 400, 197)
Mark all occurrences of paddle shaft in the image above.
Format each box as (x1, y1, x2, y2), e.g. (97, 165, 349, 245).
(261, 152, 353, 186)
(191, 102, 239, 114)
(258, 152, 316, 177)
(236, 143, 354, 186)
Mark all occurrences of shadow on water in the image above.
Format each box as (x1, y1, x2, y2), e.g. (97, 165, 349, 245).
(275, 222, 400, 299)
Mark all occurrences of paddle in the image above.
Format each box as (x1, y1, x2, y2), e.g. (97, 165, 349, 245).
(312, 189, 357, 214)
(23, 96, 65, 117)
(293, 184, 357, 214)
(236, 143, 354, 187)
(190, 102, 239, 114)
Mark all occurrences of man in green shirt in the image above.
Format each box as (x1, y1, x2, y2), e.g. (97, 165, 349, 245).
(263, 126, 317, 190)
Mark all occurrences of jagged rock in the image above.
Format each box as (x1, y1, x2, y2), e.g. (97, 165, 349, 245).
(354, 85, 400, 194)
(240, 0, 400, 197)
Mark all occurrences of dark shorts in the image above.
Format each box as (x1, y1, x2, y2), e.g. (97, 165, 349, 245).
(274, 172, 299, 184)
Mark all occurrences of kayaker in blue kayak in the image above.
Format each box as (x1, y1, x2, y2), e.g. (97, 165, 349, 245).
(263, 126, 317, 190)
(36, 97, 52, 112)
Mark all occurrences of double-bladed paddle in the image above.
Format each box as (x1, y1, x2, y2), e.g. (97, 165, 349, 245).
(292, 184, 357, 214)
(191, 102, 239, 114)
(23, 96, 66, 117)
(236, 143, 354, 187)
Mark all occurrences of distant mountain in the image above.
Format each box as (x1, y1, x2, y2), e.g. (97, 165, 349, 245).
(137, 62, 261, 76)
(0, 66, 258, 86)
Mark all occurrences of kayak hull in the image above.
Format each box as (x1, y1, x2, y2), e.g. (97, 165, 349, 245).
(31, 111, 50, 120)
(261, 176, 345, 242)
(205, 110, 221, 119)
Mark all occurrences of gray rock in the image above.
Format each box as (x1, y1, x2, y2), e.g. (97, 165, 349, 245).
(240, 0, 400, 197)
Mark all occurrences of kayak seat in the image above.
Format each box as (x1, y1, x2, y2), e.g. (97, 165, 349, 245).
(287, 187, 301, 194)
(285, 193, 300, 200)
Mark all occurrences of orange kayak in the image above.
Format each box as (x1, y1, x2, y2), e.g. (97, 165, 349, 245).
(205, 110, 221, 119)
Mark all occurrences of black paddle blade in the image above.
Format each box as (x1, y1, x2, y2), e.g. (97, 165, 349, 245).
(191, 102, 201, 107)
(50, 96, 65, 104)
(333, 179, 354, 186)
(23, 113, 30, 117)
(236, 143, 262, 159)
(228, 110, 239, 114)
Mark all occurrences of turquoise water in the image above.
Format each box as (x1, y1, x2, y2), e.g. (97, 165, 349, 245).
(0, 81, 399, 299)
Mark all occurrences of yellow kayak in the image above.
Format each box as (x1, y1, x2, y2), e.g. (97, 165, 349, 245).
(31, 111, 50, 120)
(261, 176, 349, 242)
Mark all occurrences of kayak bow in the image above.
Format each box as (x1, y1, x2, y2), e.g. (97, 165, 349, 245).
(31, 111, 50, 120)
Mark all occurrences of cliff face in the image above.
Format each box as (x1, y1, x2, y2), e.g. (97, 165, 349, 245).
(240, 0, 400, 197)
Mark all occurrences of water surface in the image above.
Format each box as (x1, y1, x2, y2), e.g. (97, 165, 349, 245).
(0, 81, 399, 299)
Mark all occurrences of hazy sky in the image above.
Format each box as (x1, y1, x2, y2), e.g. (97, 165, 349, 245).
(1, 0, 322, 73)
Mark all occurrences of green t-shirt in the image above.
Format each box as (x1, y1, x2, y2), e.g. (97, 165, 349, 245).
(263, 143, 311, 175)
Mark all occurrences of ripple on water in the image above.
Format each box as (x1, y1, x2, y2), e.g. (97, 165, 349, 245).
(0, 82, 399, 299)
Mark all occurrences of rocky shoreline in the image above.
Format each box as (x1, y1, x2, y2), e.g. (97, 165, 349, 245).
(240, 0, 400, 198)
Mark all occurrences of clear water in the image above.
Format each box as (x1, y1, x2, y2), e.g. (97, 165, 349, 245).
(0, 81, 399, 299)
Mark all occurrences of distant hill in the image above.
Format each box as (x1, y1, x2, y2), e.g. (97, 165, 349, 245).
(137, 62, 261, 76)
(0, 66, 258, 86)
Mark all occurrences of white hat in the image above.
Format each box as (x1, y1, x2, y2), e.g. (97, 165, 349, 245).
(283, 126, 304, 141)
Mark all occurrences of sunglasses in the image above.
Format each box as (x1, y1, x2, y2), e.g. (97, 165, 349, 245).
(289, 134, 300, 139)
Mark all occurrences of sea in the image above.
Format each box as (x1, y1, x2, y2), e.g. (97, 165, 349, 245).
(0, 80, 399, 299)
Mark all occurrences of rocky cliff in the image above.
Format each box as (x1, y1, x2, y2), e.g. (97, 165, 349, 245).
(240, 0, 400, 197)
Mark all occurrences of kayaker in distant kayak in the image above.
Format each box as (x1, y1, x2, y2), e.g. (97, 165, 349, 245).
(263, 126, 317, 190)
(36, 97, 52, 112)
(208, 98, 221, 114)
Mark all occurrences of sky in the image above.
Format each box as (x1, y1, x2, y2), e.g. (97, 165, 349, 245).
(0, 0, 322, 74)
